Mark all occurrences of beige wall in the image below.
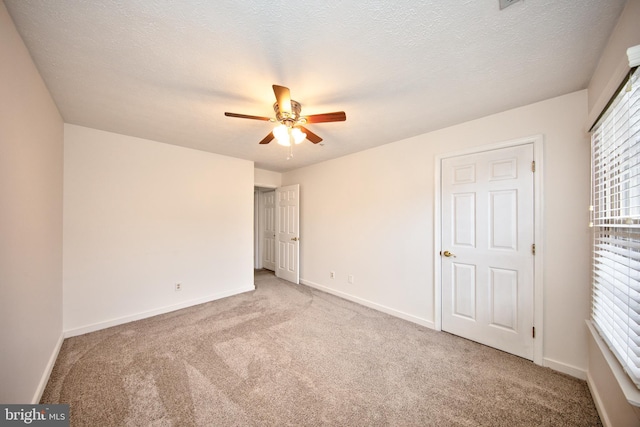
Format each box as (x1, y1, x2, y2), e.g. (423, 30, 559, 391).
(585, 1, 640, 425)
(255, 168, 282, 188)
(63, 125, 255, 335)
(0, 1, 64, 403)
(587, 0, 640, 128)
(284, 90, 590, 376)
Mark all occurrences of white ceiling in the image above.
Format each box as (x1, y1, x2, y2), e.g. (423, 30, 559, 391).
(5, 0, 626, 172)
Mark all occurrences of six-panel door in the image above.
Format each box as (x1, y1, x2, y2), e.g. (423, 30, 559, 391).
(441, 144, 535, 360)
(276, 184, 300, 284)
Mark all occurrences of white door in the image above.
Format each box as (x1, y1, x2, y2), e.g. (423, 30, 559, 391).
(262, 191, 276, 271)
(441, 144, 535, 360)
(276, 184, 300, 284)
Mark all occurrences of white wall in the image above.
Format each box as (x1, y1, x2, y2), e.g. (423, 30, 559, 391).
(63, 125, 255, 335)
(0, 1, 64, 403)
(283, 90, 590, 376)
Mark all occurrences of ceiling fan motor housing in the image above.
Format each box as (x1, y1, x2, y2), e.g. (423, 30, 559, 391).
(274, 100, 306, 126)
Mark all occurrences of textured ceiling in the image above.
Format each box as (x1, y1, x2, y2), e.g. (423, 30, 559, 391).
(4, 0, 627, 172)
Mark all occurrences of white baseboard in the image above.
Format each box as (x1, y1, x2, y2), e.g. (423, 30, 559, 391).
(300, 279, 435, 329)
(64, 285, 255, 338)
(543, 357, 586, 380)
(32, 332, 64, 404)
(587, 370, 612, 427)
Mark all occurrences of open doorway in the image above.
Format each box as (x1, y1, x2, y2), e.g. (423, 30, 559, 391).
(254, 187, 276, 271)
(254, 185, 300, 284)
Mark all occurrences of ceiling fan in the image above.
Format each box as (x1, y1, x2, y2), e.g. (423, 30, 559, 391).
(224, 85, 346, 146)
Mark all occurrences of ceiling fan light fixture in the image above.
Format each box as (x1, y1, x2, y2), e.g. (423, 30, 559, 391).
(273, 124, 307, 146)
(273, 124, 290, 146)
(291, 127, 306, 144)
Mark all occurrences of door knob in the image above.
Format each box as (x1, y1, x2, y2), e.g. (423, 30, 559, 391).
(291, 237, 299, 241)
(441, 250, 456, 258)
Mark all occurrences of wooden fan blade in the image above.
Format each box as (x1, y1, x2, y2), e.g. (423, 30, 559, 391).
(304, 111, 347, 123)
(298, 126, 323, 144)
(259, 131, 275, 145)
(272, 85, 292, 114)
(225, 112, 272, 121)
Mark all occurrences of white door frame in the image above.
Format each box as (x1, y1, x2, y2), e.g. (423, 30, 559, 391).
(254, 189, 261, 269)
(260, 189, 276, 271)
(254, 186, 277, 270)
(434, 135, 544, 366)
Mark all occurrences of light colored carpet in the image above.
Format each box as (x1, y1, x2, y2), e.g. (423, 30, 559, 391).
(42, 270, 601, 426)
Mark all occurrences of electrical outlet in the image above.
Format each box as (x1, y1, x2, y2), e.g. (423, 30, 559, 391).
(175, 283, 182, 291)
(348, 275, 354, 284)
(330, 271, 335, 279)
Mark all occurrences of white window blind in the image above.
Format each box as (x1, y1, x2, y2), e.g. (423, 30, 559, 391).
(592, 67, 640, 387)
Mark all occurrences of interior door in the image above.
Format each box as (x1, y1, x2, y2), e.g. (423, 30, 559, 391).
(262, 191, 276, 271)
(441, 144, 535, 360)
(276, 184, 300, 284)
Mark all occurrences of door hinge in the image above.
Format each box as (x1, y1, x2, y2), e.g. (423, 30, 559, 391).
(532, 243, 536, 255)
(532, 326, 536, 338)
(531, 161, 536, 172)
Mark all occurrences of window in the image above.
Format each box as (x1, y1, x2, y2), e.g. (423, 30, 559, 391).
(591, 67, 640, 387)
